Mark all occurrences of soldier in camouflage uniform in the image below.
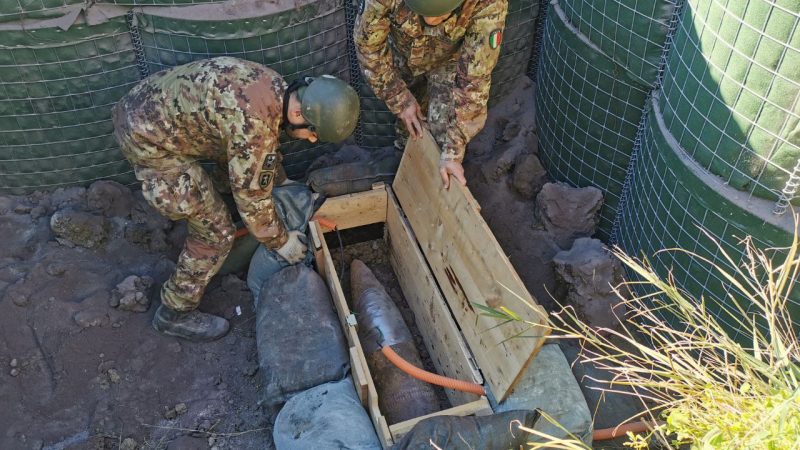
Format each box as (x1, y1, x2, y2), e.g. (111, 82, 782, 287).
(355, 0, 508, 188)
(113, 57, 359, 341)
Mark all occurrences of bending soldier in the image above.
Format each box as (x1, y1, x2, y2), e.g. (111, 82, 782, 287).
(355, 0, 508, 188)
(113, 57, 359, 341)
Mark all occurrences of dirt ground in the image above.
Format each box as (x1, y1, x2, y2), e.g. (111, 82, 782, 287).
(0, 189, 271, 450)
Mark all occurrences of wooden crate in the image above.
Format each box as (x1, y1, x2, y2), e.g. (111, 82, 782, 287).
(309, 131, 550, 447)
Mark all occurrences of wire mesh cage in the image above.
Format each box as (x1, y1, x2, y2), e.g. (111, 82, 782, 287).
(660, 0, 800, 205)
(615, 99, 798, 337)
(489, 0, 540, 105)
(134, 0, 349, 178)
(560, 0, 678, 86)
(536, 3, 651, 240)
(0, 0, 85, 23)
(0, 18, 140, 193)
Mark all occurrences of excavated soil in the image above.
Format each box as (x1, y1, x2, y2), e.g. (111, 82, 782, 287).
(0, 189, 272, 450)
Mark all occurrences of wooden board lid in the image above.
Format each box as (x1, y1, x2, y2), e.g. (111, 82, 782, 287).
(392, 130, 550, 402)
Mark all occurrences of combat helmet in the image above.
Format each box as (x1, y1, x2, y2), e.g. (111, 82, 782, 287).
(405, 0, 464, 17)
(296, 75, 360, 143)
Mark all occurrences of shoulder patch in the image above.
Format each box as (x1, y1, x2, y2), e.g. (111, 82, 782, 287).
(489, 29, 502, 49)
(259, 171, 274, 189)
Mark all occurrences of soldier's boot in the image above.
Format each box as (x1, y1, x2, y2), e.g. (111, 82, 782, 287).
(152, 304, 230, 342)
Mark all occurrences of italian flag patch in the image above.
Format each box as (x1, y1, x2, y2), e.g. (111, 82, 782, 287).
(489, 29, 502, 49)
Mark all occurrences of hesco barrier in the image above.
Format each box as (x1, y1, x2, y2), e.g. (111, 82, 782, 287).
(660, 0, 800, 203)
(536, 3, 650, 240)
(489, 0, 539, 103)
(0, 0, 540, 191)
(560, 0, 677, 86)
(134, 0, 348, 177)
(616, 98, 798, 335)
(0, 17, 140, 193)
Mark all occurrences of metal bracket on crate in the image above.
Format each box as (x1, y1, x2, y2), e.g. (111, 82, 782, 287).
(346, 313, 358, 327)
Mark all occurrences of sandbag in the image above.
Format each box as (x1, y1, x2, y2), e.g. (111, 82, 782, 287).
(246, 182, 316, 302)
(274, 377, 381, 450)
(256, 264, 349, 407)
(307, 151, 401, 196)
(391, 410, 542, 450)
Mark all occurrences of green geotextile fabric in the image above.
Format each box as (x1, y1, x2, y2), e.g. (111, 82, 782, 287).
(0, 18, 139, 193)
(0, 0, 85, 23)
(536, 4, 650, 240)
(135, 0, 348, 178)
(488, 0, 539, 105)
(560, 0, 677, 86)
(616, 105, 798, 334)
(101, 0, 224, 4)
(660, 0, 800, 202)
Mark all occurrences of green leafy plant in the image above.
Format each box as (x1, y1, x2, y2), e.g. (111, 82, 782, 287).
(485, 221, 800, 449)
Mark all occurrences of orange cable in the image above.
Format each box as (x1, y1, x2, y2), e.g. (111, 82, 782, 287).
(380, 345, 486, 397)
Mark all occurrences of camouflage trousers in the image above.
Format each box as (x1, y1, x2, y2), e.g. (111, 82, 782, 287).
(134, 163, 235, 311)
(394, 59, 457, 152)
(113, 103, 235, 311)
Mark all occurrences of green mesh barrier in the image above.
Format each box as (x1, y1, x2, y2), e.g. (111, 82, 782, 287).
(616, 101, 798, 336)
(488, 0, 539, 105)
(100, 0, 224, 4)
(560, 0, 677, 86)
(0, 17, 140, 193)
(660, 0, 800, 204)
(135, 0, 348, 178)
(0, 0, 85, 23)
(358, 82, 396, 149)
(536, 3, 650, 240)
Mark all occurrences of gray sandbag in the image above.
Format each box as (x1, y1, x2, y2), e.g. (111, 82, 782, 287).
(257, 264, 349, 407)
(307, 150, 401, 196)
(274, 377, 381, 450)
(246, 182, 316, 302)
(391, 410, 542, 450)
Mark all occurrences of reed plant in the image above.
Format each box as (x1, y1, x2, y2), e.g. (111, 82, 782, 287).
(485, 222, 800, 449)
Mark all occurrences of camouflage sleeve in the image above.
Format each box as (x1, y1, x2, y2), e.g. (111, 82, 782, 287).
(227, 116, 288, 250)
(354, 0, 414, 115)
(441, 0, 508, 163)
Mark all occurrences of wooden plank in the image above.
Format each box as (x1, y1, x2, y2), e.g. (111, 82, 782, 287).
(312, 220, 353, 339)
(388, 397, 492, 442)
(386, 187, 483, 407)
(313, 186, 388, 231)
(349, 346, 369, 406)
(314, 219, 392, 448)
(392, 130, 550, 402)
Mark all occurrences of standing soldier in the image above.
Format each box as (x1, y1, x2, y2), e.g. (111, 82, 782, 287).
(355, 0, 508, 188)
(113, 57, 359, 341)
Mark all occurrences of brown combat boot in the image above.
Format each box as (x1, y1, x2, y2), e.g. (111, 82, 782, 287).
(152, 304, 230, 342)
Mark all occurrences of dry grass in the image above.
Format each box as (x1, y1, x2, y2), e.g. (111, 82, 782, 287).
(487, 218, 800, 449)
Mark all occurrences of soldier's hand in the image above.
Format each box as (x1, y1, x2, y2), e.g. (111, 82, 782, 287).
(276, 230, 308, 264)
(439, 161, 466, 190)
(398, 99, 425, 139)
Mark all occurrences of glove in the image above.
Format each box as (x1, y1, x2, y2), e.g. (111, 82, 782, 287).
(276, 230, 308, 264)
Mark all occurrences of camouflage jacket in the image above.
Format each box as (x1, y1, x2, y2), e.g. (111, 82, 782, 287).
(355, 0, 508, 162)
(114, 57, 289, 249)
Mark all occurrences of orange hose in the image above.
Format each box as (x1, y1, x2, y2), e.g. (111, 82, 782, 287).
(593, 421, 661, 441)
(313, 216, 338, 231)
(380, 345, 486, 396)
